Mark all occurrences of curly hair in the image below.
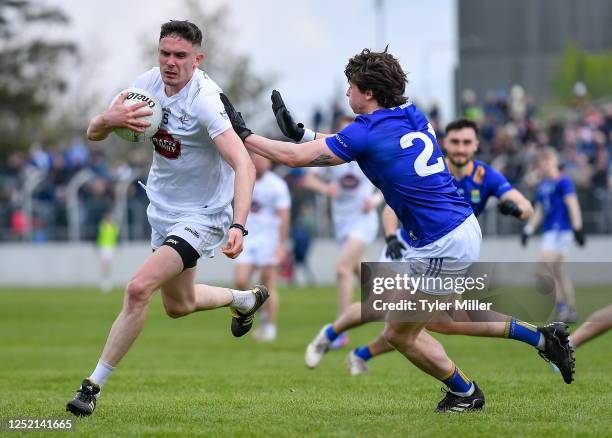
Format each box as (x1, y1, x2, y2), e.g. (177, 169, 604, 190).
(344, 47, 408, 108)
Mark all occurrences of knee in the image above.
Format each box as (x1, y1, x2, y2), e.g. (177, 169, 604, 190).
(124, 278, 153, 310)
(383, 325, 401, 348)
(164, 300, 195, 319)
(383, 325, 418, 350)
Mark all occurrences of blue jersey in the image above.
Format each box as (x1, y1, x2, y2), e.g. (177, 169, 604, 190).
(453, 160, 513, 216)
(325, 103, 473, 248)
(536, 175, 575, 231)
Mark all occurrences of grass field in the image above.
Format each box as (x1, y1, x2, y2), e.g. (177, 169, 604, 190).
(0, 286, 611, 437)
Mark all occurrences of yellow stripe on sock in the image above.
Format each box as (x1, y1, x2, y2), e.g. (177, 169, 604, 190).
(504, 317, 512, 338)
(441, 363, 456, 381)
(516, 320, 538, 332)
(457, 368, 471, 385)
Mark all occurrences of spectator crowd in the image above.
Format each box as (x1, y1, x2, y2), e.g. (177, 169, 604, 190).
(0, 85, 611, 245)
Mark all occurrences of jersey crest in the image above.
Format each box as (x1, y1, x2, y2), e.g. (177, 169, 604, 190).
(152, 129, 181, 159)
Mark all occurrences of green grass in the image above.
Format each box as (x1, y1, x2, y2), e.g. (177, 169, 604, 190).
(0, 286, 610, 437)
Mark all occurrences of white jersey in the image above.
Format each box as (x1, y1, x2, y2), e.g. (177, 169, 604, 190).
(132, 67, 233, 214)
(310, 161, 377, 218)
(246, 171, 291, 240)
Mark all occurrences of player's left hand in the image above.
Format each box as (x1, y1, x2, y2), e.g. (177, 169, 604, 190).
(385, 235, 406, 260)
(573, 228, 586, 247)
(271, 90, 306, 142)
(498, 199, 522, 218)
(222, 227, 244, 259)
(220, 93, 252, 141)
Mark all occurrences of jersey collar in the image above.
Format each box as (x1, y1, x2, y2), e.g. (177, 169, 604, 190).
(447, 159, 474, 182)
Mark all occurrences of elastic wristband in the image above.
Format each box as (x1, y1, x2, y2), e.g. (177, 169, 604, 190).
(300, 128, 316, 143)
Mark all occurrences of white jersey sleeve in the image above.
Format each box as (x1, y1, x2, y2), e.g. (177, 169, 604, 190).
(194, 93, 232, 140)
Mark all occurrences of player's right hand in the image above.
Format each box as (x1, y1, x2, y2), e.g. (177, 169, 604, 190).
(222, 227, 244, 259)
(219, 93, 253, 141)
(271, 90, 306, 142)
(498, 199, 522, 218)
(105, 92, 153, 133)
(385, 235, 405, 261)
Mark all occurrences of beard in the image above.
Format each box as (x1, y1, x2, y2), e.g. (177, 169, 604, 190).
(448, 156, 470, 167)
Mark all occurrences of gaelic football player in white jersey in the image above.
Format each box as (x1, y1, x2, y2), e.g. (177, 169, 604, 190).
(66, 20, 267, 417)
(301, 117, 382, 348)
(235, 153, 291, 341)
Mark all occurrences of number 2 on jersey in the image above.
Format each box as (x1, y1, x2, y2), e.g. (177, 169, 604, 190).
(400, 126, 445, 177)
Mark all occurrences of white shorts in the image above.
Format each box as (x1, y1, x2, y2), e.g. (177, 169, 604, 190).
(541, 230, 573, 255)
(334, 210, 379, 245)
(99, 247, 115, 262)
(147, 203, 232, 260)
(235, 235, 279, 267)
(379, 214, 482, 295)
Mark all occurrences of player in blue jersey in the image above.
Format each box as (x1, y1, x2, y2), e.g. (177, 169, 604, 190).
(522, 147, 585, 322)
(443, 118, 532, 219)
(308, 118, 561, 377)
(220, 48, 574, 411)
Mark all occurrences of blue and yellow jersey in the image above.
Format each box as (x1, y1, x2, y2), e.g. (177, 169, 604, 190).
(536, 175, 575, 231)
(452, 160, 513, 217)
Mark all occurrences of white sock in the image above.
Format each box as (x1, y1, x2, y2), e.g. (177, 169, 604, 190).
(229, 289, 256, 313)
(450, 382, 475, 397)
(536, 333, 546, 351)
(90, 360, 115, 388)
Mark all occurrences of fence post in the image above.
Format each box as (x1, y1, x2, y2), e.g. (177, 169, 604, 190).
(66, 169, 95, 242)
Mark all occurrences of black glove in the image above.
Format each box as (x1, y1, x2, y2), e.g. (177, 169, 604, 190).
(271, 90, 306, 142)
(219, 93, 252, 141)
(498, 199, 523, 218)
(520, 231, 530, 247)
(385, 235, 406, 261)
(573, 228, 586, 247)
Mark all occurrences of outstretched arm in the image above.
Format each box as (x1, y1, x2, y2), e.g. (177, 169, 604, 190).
(245, 135, 345, 167)
(219, 93, 345, 168)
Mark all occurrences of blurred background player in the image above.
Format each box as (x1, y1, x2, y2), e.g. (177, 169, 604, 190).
(65, 20, 265, 417)
(97, 210, 120, 292)
(522, 147, 585, 322)
(235, 153, 291, 341)
(300, 115, 382, 349)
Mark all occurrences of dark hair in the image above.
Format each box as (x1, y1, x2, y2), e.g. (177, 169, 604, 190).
(344, 47, 408, 108)
(160, 20, 202, 46)
(445, 118, 479, 136)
